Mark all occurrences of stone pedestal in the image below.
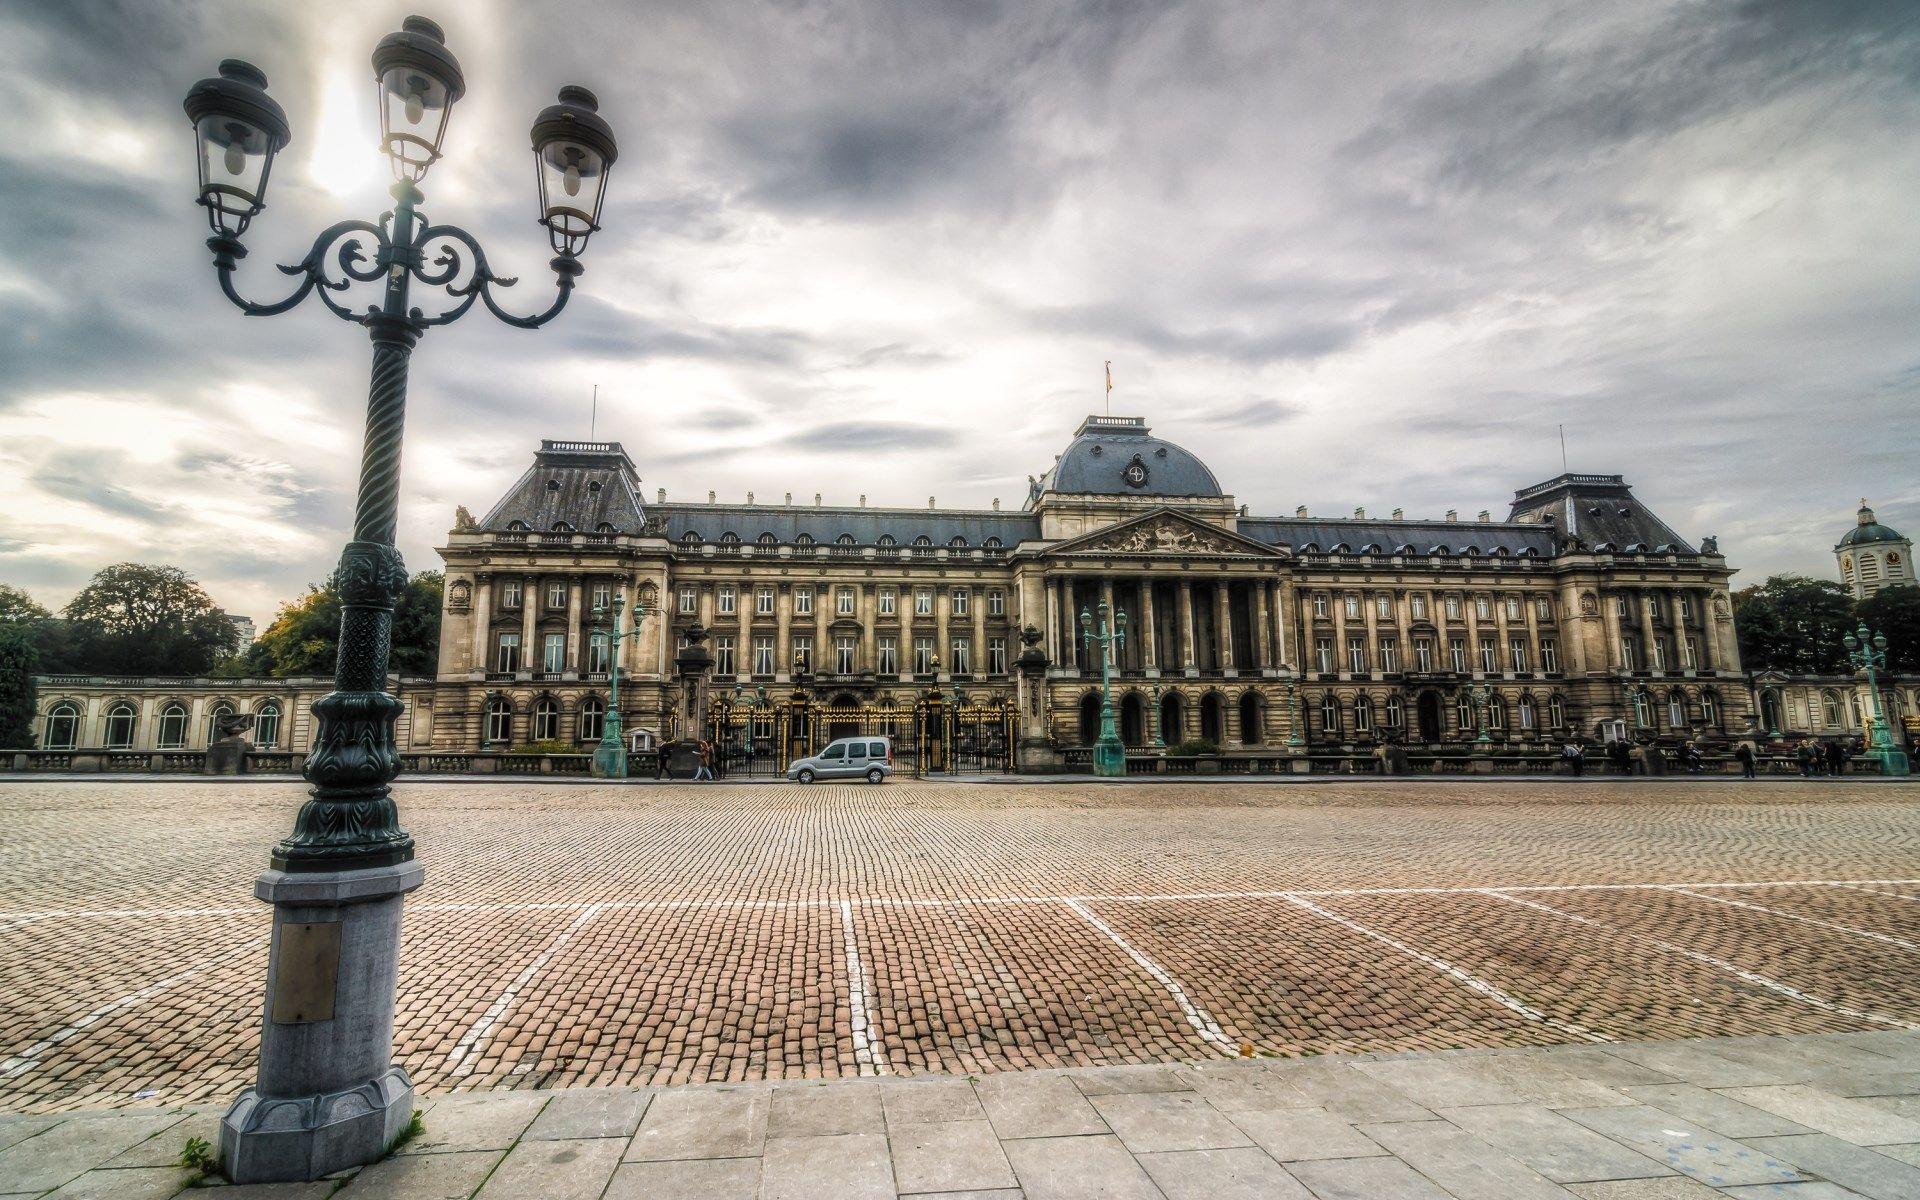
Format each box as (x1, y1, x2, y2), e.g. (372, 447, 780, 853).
(1631, 744, 1668, 776)
(1016, 737, 1063, 774)
(206, 735, 251, 775)
(220, 862, 425, 1184)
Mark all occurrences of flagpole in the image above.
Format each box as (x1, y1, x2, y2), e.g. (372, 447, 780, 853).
(591, 383, 599, 440)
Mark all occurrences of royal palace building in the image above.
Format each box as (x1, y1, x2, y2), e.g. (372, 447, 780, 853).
(421, 414, 1753, 757)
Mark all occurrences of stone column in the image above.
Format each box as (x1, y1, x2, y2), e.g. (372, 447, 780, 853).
(469, 572, 492, 677)
(1694, 587, 1717, 671)
(1360, 592, 1379, 677)
(934, 586, 951, 677)
(519, 575, 537, 675)
(775, 584, 792, 681)
(1254, 581, 1272, 670)
(1521, 590, 1541, 673)
(1332, 593, 1350, 678)
(1276, 579, 1298, 670)
(1216, 581, 1235, 673)
(1100, 577, 1116, 670)
(1141, 578, 1159, 673)
(1393, 591, 1413, 671)
(1492, 590, 1513, 676)
(1043, 578, 1058, 667)
(814, 587, 830, 674)
(1464, 594, 1482, 678)
(1178, 581, 1197, 674)
(1637, 590, 1660, 673)
(1668, 590, 1689, 669)
(971, 589, 988, 679)
(1603, 589, 1627, 671)
(901, 582, 918, 679)
(565, 576, 583, 674)
(860, 584, 877, 673)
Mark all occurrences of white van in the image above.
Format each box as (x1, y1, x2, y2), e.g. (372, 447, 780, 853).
(786, 736, 894, 783)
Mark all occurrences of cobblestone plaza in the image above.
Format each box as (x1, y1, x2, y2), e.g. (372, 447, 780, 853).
(3, 779, 1919, 1123)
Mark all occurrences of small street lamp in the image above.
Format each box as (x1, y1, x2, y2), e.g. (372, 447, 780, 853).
(184, 17, 615, 1183)
(1844, 623, 1911, 776)
(1281, 678, 1305, 747)
(1469, 683, 1493, 745)
(1147, 683, 1166, 749)
(591, 592, 646, 778)
(1081, 602, 1127, 776)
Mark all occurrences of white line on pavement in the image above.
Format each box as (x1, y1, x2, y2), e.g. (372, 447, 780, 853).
(839, 900, 887, 1076)
(1834, 883, 1920, 904)
(1282, 895, 1607, 1044)
(444, 904, 604, 1078)
(1662, 886, 1920, 952)
(1064, 898, 1240, 1053)
(1481, 890, 1920, 1031)
(0, 937, 264, 1080)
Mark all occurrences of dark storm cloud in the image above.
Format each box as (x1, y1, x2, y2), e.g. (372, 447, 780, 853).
(789, 421, 958, 453)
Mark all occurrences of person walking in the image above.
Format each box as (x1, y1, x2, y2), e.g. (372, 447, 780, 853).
(693, 738, 714, 782)
(1607, 738, 1632, 775)
(1826, 738, 1847, 777)
(1794, 741, 1815, 777)
(1562, 740, 1585, 777)
(1735, 739, 1757, 779)
(1681, 740, 1703, 773)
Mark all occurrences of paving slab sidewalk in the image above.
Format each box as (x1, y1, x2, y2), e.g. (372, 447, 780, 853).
(6, 1031, 1920, 1199)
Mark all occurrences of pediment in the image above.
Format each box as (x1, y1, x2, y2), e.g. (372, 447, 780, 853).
(1051, 509, 1284, 558)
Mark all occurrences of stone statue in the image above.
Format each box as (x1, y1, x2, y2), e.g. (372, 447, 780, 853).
(1700, 534, 1719, 554)
(454, 505, 477, 530)
(206, 712, 257, 775)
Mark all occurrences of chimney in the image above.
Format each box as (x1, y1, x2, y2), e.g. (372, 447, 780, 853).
(707, 490, 716, 504)
(1478, 510, 1491, 523)
(656, 488, 665, 503)
(928, 496, 937, 509)
(814, 493, 822, 506)
(1295, 505, 1307, 518)
(1391, 507, 1403, 519)
(746, 491, 754, 505)
(859, 494, 867, 508)
(1445, 508, 1457, 521)
(784, 492, 792, 506)
(1354, 507, 1365, 519)
(993, 498, 1001, 511)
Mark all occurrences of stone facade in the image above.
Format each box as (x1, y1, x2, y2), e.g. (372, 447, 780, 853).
(1836, 500, 1916, 600)
(31, 675, 434, 755)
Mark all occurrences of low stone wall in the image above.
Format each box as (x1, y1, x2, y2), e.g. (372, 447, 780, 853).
(0, 751, 596, 776)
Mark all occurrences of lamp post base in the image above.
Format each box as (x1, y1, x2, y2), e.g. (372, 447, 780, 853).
(1875, 747, 1911, 776)
(1092, 736, 1126, 777)
(220, 862, 424, 1183)
(592, 741, 628, 778)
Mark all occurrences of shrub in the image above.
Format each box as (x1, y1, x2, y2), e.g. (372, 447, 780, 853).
(508, 739, 580, 756)
(1169, 737, 1220, 757)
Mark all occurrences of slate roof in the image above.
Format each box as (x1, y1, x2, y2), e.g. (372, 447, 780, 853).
(1236, 518, 1555, 556)
(1030, 415, 1224, 503)
(1506, 474, 1695, 554)
(1838, 502, 1905, 548)
(653, 504, 1039, 547)
(479, 441, 647, 534)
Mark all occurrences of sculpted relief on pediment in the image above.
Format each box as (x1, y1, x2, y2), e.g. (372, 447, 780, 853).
(1080, 515, 1246, 556)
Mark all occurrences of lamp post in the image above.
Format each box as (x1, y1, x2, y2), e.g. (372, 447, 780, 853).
(1470, 683, 1492, 745)
(1620, 675, 1640, 742)
(1282, 678, 1305, 747)
(1081, 602, 1127, 776)
(183, 18, 615, 1183)
(592, 592, 645, 778)
(1844, 623, 1910, 776)
(1148, 683, 1166, 749)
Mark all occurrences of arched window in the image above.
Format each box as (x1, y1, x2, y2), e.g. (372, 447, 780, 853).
(835, 533, 856, 544)
(948, 536, 967, 548)
(984, 536, 1003, 550)
(157, 703, 189, 749)
(1238, 692, 1262, 745)
(1666, 690, 1686, 729)
(1384, 694, 1403, 727)
(757, 532, 778, 545)
(912, 535, 932, 546)
(43, 702, 80, 750)
(795, 533, 815, 545)
(1319, 692, 1341, 735)
(1700, 690, 1719, 728)
(1633, 688, 1654, 729)
(1548, 694, 1565, 728)
(1354, 694, 1374, 733)
(720, 531, 740, 544)
(1487, 694, 1507, 730)
(254, 701, 281, 748)
(680, 531, 702, 544)
(505, 519, 529, 531)
(485, 696, 513, 744)
(104, 703, 137, 749)
(533, 696, 559, 742)
(1516, 693, 1535, 730)
(578, 697, 605, 741)
(206, 703, 234, 745)
(876, 534, 896, 547)
(1823, 690, 1841, 727)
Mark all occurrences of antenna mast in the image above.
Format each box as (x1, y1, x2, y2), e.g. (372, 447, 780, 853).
(591, 383, 598, 440)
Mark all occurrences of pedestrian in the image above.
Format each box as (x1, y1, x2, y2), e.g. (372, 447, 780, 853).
(693, 738, 714, 782)
(1794, 741, 1814, 777)
(1562, 740, 1585, 777)
(1734, 740, 1756, 779)
(1607, 738, 1632, 774)
(1826, 739, 1847, 777)
(1681, 740, 1703, 773)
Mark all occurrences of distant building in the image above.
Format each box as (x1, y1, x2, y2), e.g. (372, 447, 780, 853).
(227, 613, 257, 646)
(1836, 500, 1915, 600)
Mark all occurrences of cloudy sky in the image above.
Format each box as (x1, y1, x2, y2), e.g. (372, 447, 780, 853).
(2, 0, 1917, 625)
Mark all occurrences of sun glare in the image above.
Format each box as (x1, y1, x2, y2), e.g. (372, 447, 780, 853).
(307, 70, 378, 196)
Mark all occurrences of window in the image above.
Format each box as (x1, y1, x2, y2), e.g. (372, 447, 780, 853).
(1411, 595, 1428, 619)
(1504, 596, 1521, 620)
(1667, 691, 1686, 728)
(758, 532, 778, 545)
(793, 636, 813, 672)
(877, 636, 898, 676)
(1633, 689, 1654, 728)
(1548, 694, 1565, 728)
(678, 586, 696, 614)
(1315, 638, 1333, 674)
(104, 703, 137, 749)
(915, 589, 933, 616)
(952, 588, 970, 616)
(1384, 695, 1403, 727)
(1346, 638, 1366, 673)
(1620, 635, 1638, 672)
(1319, 692, 1341, 734)
(588, 631, 611, 673)
(1701, 691, 1720, 727)
(1540, 639, 1558, 674)
(988, 637, 1007, 675)
(1508, 638, 1528, 673)
(1378, 637, 1398, 672)
(833, 533, 857, 556)
(718, 585, 736, 615)
(1456, 692, 1475, 732)
(1414, 637, 1433, 672)
(1487, 694, 1506, 730)
(533, 697, 559, 741)
(756, 587, 774, 615)
(254, 701, 281, 748)
(1535, 597, 1553, 620)
(1479, 639, 1496, 673)
(1475, 596, 1491, 619)
(795, 587, 813, 616)
(837, 587, 856, 616)
(486, 697, 512, 743)
(1617, 595, 1632, 618)
(578, 697, 605, 741)
(1375, 594, 1391, 618)
(205, 704, 234, 746)
(713, 635, 736, 677)
(155, 703, 189, 748)
(835, 636, 856, 674)
(496, 632, 521, 673)
(753, 636, 775, 676)
(545, 581, 567, 610)
(1446, 638, 1464, 672)
(543, 632, 566, 673)
(1344, 594, 1360, 618)
(1679, 594, 1694, 621)
(878, 588, 896, 616)
(1444, 596, 1462, 619)
(1354, 694, 1374, 733)
(1518, 694, 1536, 730)
(500, 579, 522, 609)
(988, 589, 1005, 616)
(795, 533, 815, 546)
(1651, 638, 1667, 672)
(590, 581, 612, 610)
(1313, 594, 1329, 618)
(914, 637, 935, 674)
(1682, 637, 1698, 669)
(950, 637, 972, 674)
(43, 702, 80, 750)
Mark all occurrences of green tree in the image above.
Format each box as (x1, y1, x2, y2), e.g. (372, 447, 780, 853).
(1856, 585, 1920, 673)
(251, 571, 442, 679)
(0, 584, 50, 627)
(1732, 574, 1855, 674)
(62, 564, 240, 676)
(0, 624, 38, 748)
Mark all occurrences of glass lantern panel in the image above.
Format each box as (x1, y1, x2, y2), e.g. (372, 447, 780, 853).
(195, 114, 273, 230)
(379, 65, 453, 179)
(537, 140, 608, 253)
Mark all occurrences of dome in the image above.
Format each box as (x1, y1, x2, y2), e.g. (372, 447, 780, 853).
(1839, 500, 1905, 547)
(1036, 416, 1224, 500)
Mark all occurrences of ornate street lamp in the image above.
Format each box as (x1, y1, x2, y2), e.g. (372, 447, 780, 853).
(592, 592, 645, 778)
(1469, 682, 1493, 745)
(1147, 683, 1166, 749)
(184, 17, 615, 1184)
(1844, 623, 1911, 776)
(1281, 678, 1305, 747)
(1081, 602, 1127, 776)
